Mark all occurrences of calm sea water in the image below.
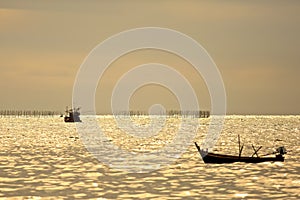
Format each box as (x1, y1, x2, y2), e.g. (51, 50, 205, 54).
(0, 115, 299, 199)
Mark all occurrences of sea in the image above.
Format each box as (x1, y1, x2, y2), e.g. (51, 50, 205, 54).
(0, 115, 299, 199)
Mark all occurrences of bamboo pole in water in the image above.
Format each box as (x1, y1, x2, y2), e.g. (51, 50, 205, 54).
(0, 110, 61, 117)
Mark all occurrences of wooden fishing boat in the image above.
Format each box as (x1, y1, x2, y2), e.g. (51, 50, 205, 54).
(64, 107, 81, 122)
(194, 135, 287, 163)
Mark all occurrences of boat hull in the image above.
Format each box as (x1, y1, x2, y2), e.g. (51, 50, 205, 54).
(64, 116, 81, 123)
(194, 142, 284, 164)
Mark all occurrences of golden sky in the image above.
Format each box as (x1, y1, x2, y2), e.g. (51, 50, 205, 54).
(0, 0, 299, 114)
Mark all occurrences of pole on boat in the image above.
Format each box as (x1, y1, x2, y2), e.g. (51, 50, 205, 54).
(251, 145, 262, 157)
(238, 134, 240, 156)
(238, 135, 244, 158)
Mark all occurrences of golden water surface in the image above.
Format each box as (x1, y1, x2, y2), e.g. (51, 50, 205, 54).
(0, 116, 299, 199)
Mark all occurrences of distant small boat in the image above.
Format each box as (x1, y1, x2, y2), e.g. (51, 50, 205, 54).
(64, 107, 81, 123)
(194, 135, 287, 164)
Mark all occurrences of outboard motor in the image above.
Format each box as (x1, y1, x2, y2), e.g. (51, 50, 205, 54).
(276, 146, 287, 155)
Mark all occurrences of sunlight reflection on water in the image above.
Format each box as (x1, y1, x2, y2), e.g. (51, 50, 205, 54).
(0, 115, 299, 199)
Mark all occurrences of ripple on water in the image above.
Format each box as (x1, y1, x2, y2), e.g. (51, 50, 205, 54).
(0, 116, 299, 199)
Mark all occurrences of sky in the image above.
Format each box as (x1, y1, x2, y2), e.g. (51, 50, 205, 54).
(0, 0, 299, 114)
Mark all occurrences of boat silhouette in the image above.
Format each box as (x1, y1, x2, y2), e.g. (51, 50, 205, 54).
(64, 107, 81, 122)
(195, 135, 286, 164)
